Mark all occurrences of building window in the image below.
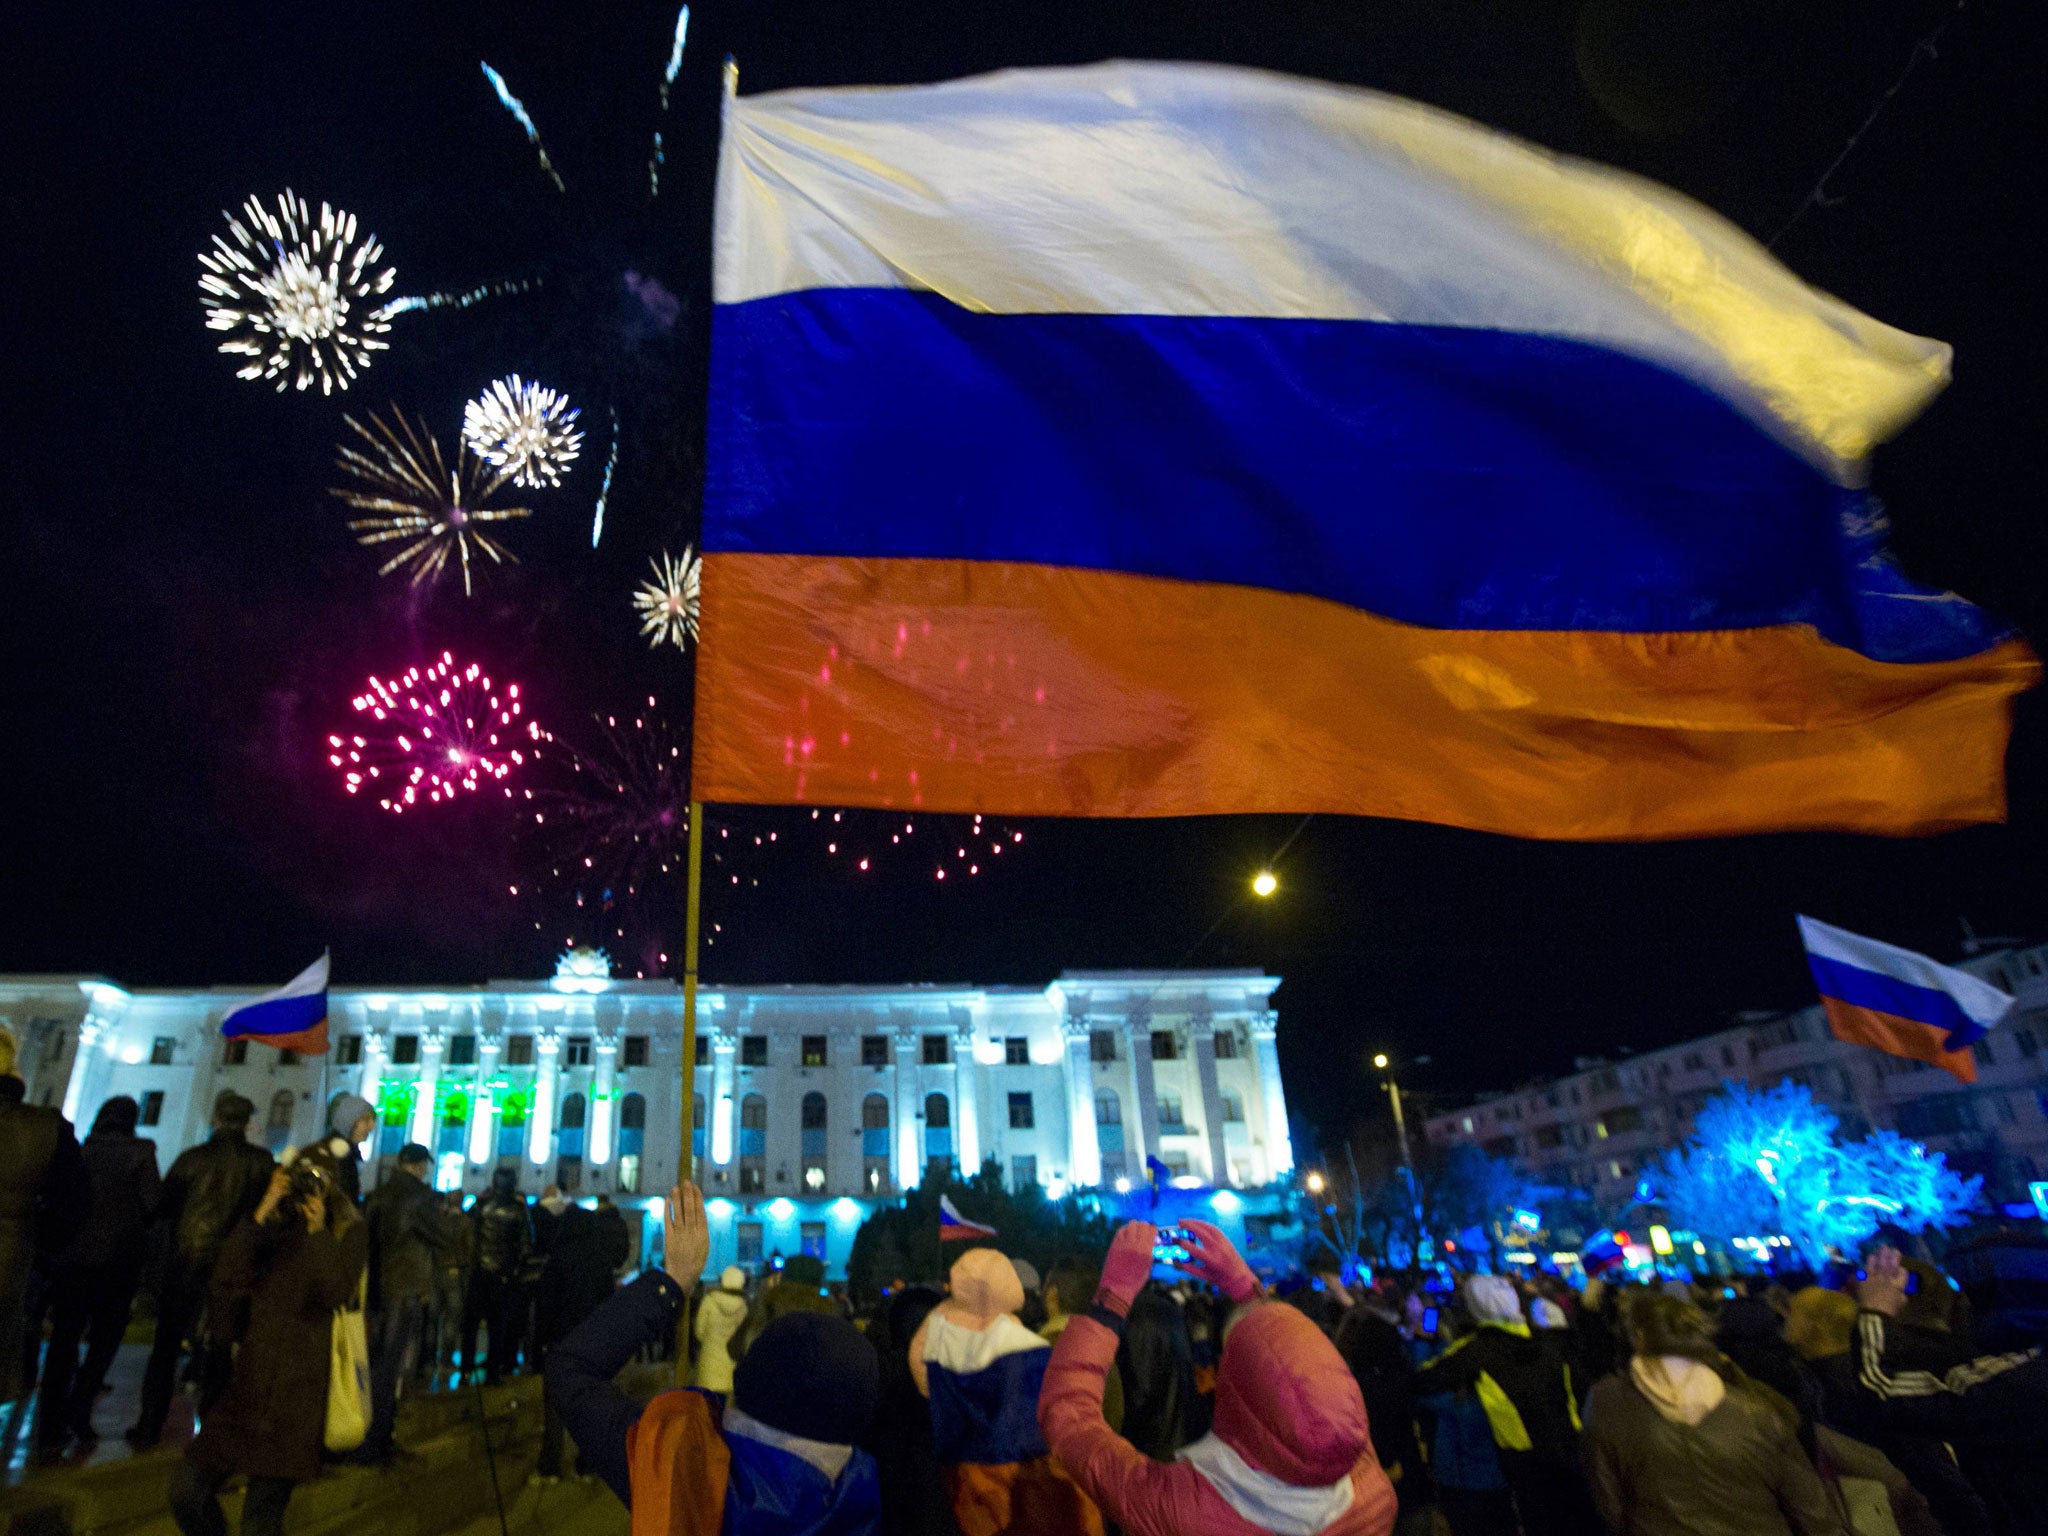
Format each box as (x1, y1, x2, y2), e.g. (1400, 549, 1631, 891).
(391, 1034, 420, 1065)
(1599, 1105, 1644, 1137)
(801, 1091, 829, 1191)
(924, 1092, 953, 1178)
(565, 1036, 593, 1068)
(799, 1222, 827, 1261)
(1089, 1030, 1117, 1063)
(861, 1034, 889, 1066)
(862, 1093, 892, 1194)
(557, 1155, 583, 1193)
(1011, 1156, 1038, 1192)
(623, 1035, 649, 1067)
(335, 1034, 362, 1066)
(1461, 1116, 1475, 1134)
(149, 1036, 176, 1066)
(504, 1034, 535, 1066)
(2016, 1028, 2039, 1060)
(1095, 1089, 1124, 1171)
(695, 1036, 710, 1065)
(558, 1092, 587, 1160)
(1221, 1091, 1245, 1123)
(736, 1222, 763, 1266)
(1973, 1039, 1997, 1068)
(802, 1035, 828, 1068)
(1213, 1030, 1238, 1060)
(921, 1035, 951, 1066)
(1720, 1046, 1736, 1068)
(740, 1094, 767, 1192)
(1008, 1091, 1035, 1129)
(278, 1049, 299, 1067)
(223, 1038, 249, 1066)
(1157, 1094, 1185, 1130)
(1005, 1037, 1030, 1066)
(140, 1090, 165, 1127)
(265, 1090, 296, 1152)
(1150, 1030, 1177, 1061)
(446, 1033, 477, 1066)
(741, 1035, 768, 1067)
(1161, 1150, 1190, 1177)
(686, 1092, 702, 1161)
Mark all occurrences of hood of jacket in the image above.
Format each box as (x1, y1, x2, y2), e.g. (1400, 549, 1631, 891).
(723, 1428, 881, 1536)
(1210, 1301, 1372, 1487)
(1630, 1355, 1727, 1427)
(1178, 1433, 1356, 1535)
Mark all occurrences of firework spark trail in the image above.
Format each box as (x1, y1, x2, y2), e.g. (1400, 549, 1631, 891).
(196, 191, 396, 394)
(633, 547, 701, 650)
(591, 408, 621, 547)
(481, 61, 567, 192)
(379, 277, 539, 317)
(329, 652, 542, 814)
(646, 5, 691, 197)
(332, 409, 531, 597)
(463, 375, 584, 488)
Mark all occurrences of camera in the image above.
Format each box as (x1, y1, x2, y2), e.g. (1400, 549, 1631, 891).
(271, 1145, 338, 1221)
(1152, 1226, 1192, 1265)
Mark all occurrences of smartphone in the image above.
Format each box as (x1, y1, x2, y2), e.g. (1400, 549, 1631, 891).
(1153, 1226, 1192, 1264)
(1420, 1306, 1440, 1335)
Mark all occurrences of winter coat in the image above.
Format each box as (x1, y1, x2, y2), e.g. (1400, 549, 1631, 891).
(0, 1097, 87, 1399)
(1041, 1300, 1398, 1536)
(549, 1269, 882, 1533)
(695, 1285, 751, 1394)
(1413, 1321, 1582, 1470)
(364, 1163, 459, 1307)
(190, 1210, 370, 1483)
(471, 1189, 534, 1277)
(734, 1277, 839, 1363)
(1581, 1368, 1843, 1536)
(1807, 1349, 1992, 1536)
(1334, 1309, 1425, 1495)
(161, 1129, 275, 1273)
(535, 1204, 629, 1348)
(61, 1126, 162, 1269)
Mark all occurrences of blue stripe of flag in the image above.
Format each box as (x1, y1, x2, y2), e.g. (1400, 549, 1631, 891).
(222, 991, 327, 1040)
(1805, 953, 1988, 1050)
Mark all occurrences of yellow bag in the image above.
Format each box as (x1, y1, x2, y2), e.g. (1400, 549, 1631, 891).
(324, 1272, 370, 1453)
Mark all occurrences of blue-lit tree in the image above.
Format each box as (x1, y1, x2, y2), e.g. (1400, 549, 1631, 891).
(1651, 1082, 1979, 1267)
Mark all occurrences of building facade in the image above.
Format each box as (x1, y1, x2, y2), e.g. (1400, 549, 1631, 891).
(1423, 941, 2048, 1211)
(1, 961, 1292, 1276)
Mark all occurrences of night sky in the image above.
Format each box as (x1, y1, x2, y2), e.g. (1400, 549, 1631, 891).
(5, 0, 2045, 1147)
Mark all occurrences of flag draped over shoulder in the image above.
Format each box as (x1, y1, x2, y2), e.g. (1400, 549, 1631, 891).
(1798, 916, 2013, 1083)
(695, 61, 2036, 839)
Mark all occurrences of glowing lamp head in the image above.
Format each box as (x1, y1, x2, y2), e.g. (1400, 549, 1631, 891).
(1251, 870, 1278, 898)
(1305, 1170, 1326, 1195)
(1372, 1052, 1390, 1070)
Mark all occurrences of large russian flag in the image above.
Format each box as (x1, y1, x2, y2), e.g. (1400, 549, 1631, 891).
(1797, 917, 2012, 1083)
(220, 953, 331, 1055)
(696, 62, 2036, 839)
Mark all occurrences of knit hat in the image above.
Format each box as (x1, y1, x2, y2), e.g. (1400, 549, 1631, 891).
(941, 1247, 1024, 1327)
(328, 1092, 374, 1139)
(731, 1312, 879, 1445)
(1529, 1297, 1567, 1330)
(213, 1090, 255, 1128)
(782, 1253, 826, 1288)
(1462, 1274, 1524, 1327)
(720, 1266, 747, 1292)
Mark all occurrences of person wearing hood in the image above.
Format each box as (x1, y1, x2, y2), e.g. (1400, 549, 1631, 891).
(1412, 1274, 1592, 1536)
(35, 1096, 160, 1451)
(694, 1267, 750, 1397)
(908, 1244, 1103, 1536)
(1041, 1219, 1397, 1536)
(321, 1093, 375, 1205)
(1581, 1291, 1840, 1536)
(548, 1183, 884, 1533)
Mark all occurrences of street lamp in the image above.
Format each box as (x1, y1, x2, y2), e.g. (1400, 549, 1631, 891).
(1372, 1052, 1389, 1070)
(1251, 870, 1278, 898)
(1375, 1051, 1426, 1243)
(1305, 1170, 1326, 1195)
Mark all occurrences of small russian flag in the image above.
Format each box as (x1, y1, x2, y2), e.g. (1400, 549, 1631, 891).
(221, 953, 332, 1056)
(938, 1194, 998, 1243)
(1797, 917, 2013, 1084)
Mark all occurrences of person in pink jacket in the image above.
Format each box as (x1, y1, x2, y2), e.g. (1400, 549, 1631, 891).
(1039, 1218, 1398, 1536)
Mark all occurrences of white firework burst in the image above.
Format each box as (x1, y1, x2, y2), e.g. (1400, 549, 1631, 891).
(196, 191, 397, 394)
(633, 548, 701, 650)
(462, 375, 585, 488)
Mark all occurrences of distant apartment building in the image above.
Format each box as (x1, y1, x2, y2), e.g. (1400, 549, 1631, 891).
(1424, 941, 2048, 1210)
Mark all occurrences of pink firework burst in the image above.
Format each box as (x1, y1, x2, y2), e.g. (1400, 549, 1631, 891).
(329, 652, 541, 813)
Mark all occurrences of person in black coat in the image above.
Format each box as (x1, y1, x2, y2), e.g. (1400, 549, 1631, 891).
(171, 1145, 367, 1536)
(36, 1096, 161, 1451)
(1115, 1283, 1200, 1460)
(353, 1143, 462, 1463)
(531, 1195, 630, 1478)
(1, 1074, 87, 1410)
(464, 1167, 534, 1384)
(857, 1284, 959, 1535)
(131, 1091, 274, 1447)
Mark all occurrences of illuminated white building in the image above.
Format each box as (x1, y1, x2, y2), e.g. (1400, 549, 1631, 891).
(2, 960, 1293, 1275)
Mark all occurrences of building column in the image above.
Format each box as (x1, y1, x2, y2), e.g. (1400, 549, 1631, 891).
(1251, 1011, 1294, 1177)
(709, 1028, 737, 1166)
(1125, 1014, 1160, 1175)
(408, 1031, 444, 1149)
(60, 1009, 117, 1125)
(1062, 1020, 1101, 1188)
(527, 1033, 561, 1168)
(355, 1029, 389, 1133)
(952, 1022, 981, 1177)
(589, 1034, 619, 1166)
(1191, 1022, 1231, 1187)
(468, 1034, 500, 1167)
(894, 1026, 923, 1188)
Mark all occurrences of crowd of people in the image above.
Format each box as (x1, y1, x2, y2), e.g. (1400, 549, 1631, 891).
(9, 1061, 2048, 1536)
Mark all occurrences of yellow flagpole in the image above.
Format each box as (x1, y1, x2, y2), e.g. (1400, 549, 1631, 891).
(677, 797, 705, 1186)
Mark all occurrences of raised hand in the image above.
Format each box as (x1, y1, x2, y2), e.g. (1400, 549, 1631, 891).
(664, 1183, 710, 1292)
(1097, 1221, 1158, 1315)
(1858, 1245, 1908, 1317)
(1173, 1219, 1260, 1303)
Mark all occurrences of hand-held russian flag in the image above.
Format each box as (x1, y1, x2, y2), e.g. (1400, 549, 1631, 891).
(939, 1194, 998, 1243)
(697, 62, 2035, 839)
(1797, 917, 2012, 1083)
(220, 954, 331, 1055)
